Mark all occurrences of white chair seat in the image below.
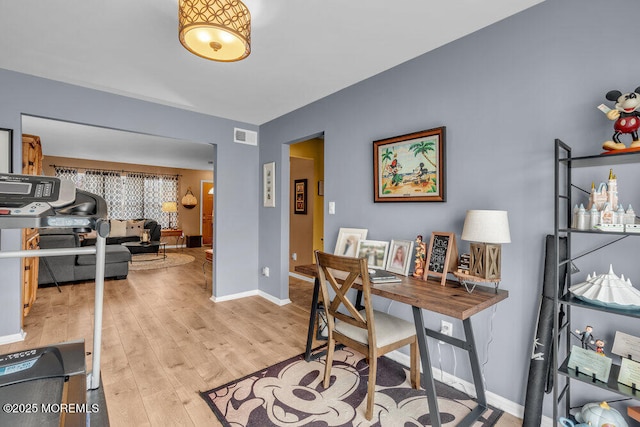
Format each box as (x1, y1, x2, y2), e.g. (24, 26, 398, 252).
(335, 309, 416, 348)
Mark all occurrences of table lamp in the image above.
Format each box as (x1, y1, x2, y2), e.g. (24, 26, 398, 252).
(161, 201, 178, 229)
(461, 210, 511, 280)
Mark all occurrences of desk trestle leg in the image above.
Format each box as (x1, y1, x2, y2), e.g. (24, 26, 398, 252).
(412, 306, 442, 427)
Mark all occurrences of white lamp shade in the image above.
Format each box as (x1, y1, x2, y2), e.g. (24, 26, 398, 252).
(162, 201, 178, 213)
(461, 210, 511, 244)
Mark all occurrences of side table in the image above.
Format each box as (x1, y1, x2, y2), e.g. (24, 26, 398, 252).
(161, 228, 184, 248)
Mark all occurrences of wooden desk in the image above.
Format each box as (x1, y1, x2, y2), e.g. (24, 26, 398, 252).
(295, 264, 508, 427)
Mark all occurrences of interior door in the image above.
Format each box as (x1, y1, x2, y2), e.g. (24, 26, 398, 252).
(202, 181, 214, 246)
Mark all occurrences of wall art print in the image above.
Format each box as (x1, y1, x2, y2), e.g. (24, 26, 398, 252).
(294, 178, 307, 214)
(373, 126, 446, 202)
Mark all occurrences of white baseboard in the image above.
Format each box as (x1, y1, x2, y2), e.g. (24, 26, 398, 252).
(210, 289, 258, 303)
(210, 289, 291, 306)
(0, 330, 26, 346)
(258, 290, 291, 306)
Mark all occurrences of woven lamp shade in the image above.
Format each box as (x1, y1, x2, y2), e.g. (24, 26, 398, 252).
(178, 0, 251, 62)
(181, 187, 198, 209)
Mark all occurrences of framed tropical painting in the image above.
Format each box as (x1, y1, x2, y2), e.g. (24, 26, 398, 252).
(373, 126, 446, 202)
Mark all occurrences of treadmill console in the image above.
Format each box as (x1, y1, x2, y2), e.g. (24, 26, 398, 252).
(0, 174, 75, 208)
(0, 173, 107, 232)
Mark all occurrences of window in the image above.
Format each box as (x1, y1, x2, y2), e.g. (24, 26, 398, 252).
(54, 167, 179, 228)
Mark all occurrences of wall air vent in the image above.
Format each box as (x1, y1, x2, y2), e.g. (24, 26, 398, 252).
(234, 128, 258, 146)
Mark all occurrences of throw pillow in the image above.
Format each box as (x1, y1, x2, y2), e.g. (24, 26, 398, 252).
(126, 219, 146, 237)
(110, 219, 128, 238)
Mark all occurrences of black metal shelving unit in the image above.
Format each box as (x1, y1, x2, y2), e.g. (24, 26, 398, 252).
(553, 139, 640, 423)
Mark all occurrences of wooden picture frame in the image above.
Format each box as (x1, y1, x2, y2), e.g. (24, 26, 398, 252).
(386, 239, 415, 276)
(0, 128, 12, 174)
(334, 227, 368, 257)
(294, 178, 307, 214)
(373, 126, 446, 202)
(424, 231, 458, 286)
(263, 162, 275, 208)
(356, 239, 390, 270)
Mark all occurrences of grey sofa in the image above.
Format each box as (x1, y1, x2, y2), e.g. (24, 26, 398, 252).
(38, 228, 131, 286)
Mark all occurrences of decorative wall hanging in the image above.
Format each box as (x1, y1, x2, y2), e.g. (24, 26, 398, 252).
(263, 162, 275, 208)
(373, 126, 446, 202)
(294, 179, 307, 214)
(181, 187, 198, 209)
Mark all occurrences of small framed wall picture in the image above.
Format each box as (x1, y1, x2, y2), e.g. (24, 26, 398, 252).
(0, 128, 12, 173)
(294, 178, 307, 214)
(386, 239, 415, 276)
(263, 162, 275, 208)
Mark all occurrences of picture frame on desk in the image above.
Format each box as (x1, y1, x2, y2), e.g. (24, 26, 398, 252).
(334, 227, 368, 257)
(356, 239, 389, 269)
(0, 128, 12, 173)
(386, 239, 414, 276)
(373, 126, 446, 203)
(424, 231, 458, 286)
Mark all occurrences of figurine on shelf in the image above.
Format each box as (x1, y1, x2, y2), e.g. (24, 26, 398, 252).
(412, 235, 426, 279)
(595, 339, 606, 356)
(600, 86, 640, 151)
(575, 325, 594, 349)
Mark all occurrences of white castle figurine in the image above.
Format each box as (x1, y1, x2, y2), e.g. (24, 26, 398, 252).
(572, 169, 636, 230)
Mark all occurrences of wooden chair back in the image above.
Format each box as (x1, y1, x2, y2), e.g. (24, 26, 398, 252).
(315, 251, 376, 348)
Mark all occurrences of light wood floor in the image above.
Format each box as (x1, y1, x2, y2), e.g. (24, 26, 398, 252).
(0, 248, 521, 426)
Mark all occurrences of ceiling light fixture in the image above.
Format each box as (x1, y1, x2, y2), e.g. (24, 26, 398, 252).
(178, 0, 251, 62)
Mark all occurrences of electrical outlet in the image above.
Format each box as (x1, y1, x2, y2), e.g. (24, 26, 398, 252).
(262, 267, 270, 277)
(440, 320, 453, 338)
(292, 252, 297, 261)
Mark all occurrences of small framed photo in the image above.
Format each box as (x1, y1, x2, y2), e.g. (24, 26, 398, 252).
(263, 162, 275, 208)
(386, 239, 415, 276)
(0, 128, 12, 174)
(294, 178, 307, 214)
(334, 228, 368, 257)
(356, 239, 390, 269)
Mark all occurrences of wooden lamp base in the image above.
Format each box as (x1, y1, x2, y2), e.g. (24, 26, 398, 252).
(469, 242, 502, 281)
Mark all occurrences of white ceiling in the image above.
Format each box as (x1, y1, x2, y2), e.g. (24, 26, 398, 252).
(22, 115, 215, 171)
(0, 0, 544, 126)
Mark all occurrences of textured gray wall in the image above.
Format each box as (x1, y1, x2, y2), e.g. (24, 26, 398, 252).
(0, 68, 259, 338)
(258, 0, 640, 412)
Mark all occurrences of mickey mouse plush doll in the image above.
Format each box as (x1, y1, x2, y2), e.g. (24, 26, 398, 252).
(602, 86, 640, 151)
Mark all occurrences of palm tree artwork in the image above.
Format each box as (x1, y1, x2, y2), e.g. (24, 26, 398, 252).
(374, 127, 444, 202)
(378, 138, 438, 195)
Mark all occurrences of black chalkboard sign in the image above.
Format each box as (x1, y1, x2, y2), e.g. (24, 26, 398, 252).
(424, 232, 458, 286)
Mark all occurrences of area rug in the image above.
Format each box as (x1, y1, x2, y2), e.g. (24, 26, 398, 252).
(201, 346, 503, 426)
(128, 253, 195, 271)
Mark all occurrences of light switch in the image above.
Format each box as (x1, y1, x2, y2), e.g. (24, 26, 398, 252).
(328, 201, 335, 215)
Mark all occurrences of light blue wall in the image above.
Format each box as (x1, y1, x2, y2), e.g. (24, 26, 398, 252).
(0, 68, 259, 338)
(258, 0, 640, 412)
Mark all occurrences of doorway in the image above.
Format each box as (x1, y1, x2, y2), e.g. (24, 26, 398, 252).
(289, 137, 324, 273)
(201, 180, 214, 246)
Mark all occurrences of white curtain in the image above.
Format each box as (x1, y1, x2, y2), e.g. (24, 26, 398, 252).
(54, 166, 179, 225)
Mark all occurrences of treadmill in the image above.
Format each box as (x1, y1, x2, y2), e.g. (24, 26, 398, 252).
(0, 173, 110, 426)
